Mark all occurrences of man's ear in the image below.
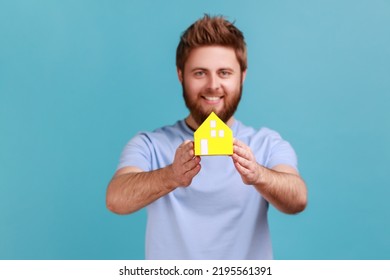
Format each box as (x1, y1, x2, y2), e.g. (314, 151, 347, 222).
(241, 69, 247, 83)
(177, 68, 183, 83)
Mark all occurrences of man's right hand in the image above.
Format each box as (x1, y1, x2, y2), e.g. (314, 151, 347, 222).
(169, 140, 201, 187)
(106, 140, 201, 214)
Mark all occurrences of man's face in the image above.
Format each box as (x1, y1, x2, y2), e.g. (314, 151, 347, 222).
(178, 46, 246, 128)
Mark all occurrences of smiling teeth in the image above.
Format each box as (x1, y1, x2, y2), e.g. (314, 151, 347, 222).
(204, 96, 221, 101)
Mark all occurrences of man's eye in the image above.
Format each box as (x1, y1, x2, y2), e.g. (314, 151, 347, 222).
(220, 71, 231, 77)
(194, 71, 205, 77)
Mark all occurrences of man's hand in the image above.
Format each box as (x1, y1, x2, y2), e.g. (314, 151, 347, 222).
(232, 138, 307, 214)
(106, 140, 201, 214)
(169, 140, 201, 187)
(232, 138, 261, 185)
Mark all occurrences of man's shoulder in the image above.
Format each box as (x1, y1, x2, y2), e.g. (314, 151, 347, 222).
(152, 119, 185, 133)
(234, 120, 282, 139)
(132, 119, 191, 144)
(145, 119, 190, 138)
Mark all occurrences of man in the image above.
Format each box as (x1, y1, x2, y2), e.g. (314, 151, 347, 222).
(106, 14, 307, 260)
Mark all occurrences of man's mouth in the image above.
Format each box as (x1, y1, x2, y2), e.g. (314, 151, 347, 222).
(204, 96, 221, 101)
(202, 96, 224, 104)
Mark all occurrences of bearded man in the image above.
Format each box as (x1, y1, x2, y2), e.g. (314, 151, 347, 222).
(106, 14, 307, 260)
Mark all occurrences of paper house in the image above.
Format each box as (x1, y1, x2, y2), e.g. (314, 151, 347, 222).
(194, 112, 233, 156)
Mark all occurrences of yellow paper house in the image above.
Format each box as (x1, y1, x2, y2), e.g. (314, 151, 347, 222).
(194, 112, 233, 156)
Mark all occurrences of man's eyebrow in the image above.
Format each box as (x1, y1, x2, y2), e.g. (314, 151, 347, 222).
(190, 67, 236, 72)
(219, 67, 235, 72)
(190, 67, 208, 72)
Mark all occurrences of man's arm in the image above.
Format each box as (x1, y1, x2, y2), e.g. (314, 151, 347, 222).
(232, 139, 307, 214)
(106, 140, 201, 215)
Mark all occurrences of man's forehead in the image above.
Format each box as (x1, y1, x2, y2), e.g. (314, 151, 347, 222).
(185, 46, 240, 69)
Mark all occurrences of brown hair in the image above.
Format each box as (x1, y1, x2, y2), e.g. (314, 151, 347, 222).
(176, 14, 247, 73)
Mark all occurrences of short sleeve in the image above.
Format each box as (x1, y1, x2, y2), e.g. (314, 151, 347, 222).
(266, 130, 298, 171)
(250, 127, 298, 171)
(117, 133, 153, 172)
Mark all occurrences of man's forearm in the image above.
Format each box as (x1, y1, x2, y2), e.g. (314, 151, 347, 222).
(254, 165, 307, 214)
(106, 165, 176, 215)
(106, 140, 202, 215)
(232, 139, 307, 214)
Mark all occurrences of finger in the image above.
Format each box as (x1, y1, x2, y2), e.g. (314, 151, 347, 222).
(178, 140, 194, 151)
(233, 138, 252, 152)
(233, 158, 250, 177)
(183, 139, 194, 148)
(235, 146, 257, 167)
(233, 144, 246, 157)
(178, 141, 195, 162)
(178, 139, 191, 148)
(232, 153, 251, 170)
(183, 141, 196, 156)
(183, 156, 201, 172)
(233, 138, 246, 148)
(185, 161, 202, 178)
(233, 138, 240, 144)
(234, 146, 254, 165)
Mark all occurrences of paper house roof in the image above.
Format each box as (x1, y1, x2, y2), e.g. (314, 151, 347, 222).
(194, 112, 233, 156)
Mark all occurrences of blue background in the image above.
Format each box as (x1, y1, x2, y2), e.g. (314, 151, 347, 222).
(1, 0, 389, 259)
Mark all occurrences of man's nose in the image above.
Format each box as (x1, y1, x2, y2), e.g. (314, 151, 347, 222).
(207, 74, 220, 90)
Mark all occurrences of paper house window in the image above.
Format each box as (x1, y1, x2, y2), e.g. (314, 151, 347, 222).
(194, 112, 233, 156)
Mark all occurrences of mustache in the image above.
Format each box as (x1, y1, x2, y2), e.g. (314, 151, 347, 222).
(201, 88, 224, 95)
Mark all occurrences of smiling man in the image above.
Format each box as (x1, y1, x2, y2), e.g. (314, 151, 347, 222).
(179, 45, 244, 128)
(106, 15, 307, 260)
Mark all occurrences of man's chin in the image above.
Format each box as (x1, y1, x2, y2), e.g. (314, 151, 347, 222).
(194, 109, 230, 125)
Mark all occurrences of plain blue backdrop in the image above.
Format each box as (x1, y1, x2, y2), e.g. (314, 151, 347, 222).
(1, 0, 389, 259)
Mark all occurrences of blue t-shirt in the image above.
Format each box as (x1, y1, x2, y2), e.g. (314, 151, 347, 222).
(117, 119, 298, 259)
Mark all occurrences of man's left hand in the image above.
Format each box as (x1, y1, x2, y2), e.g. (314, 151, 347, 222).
(232, 138, 261, 185)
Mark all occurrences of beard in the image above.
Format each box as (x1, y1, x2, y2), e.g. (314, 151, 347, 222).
(182, 83, 243, 127)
